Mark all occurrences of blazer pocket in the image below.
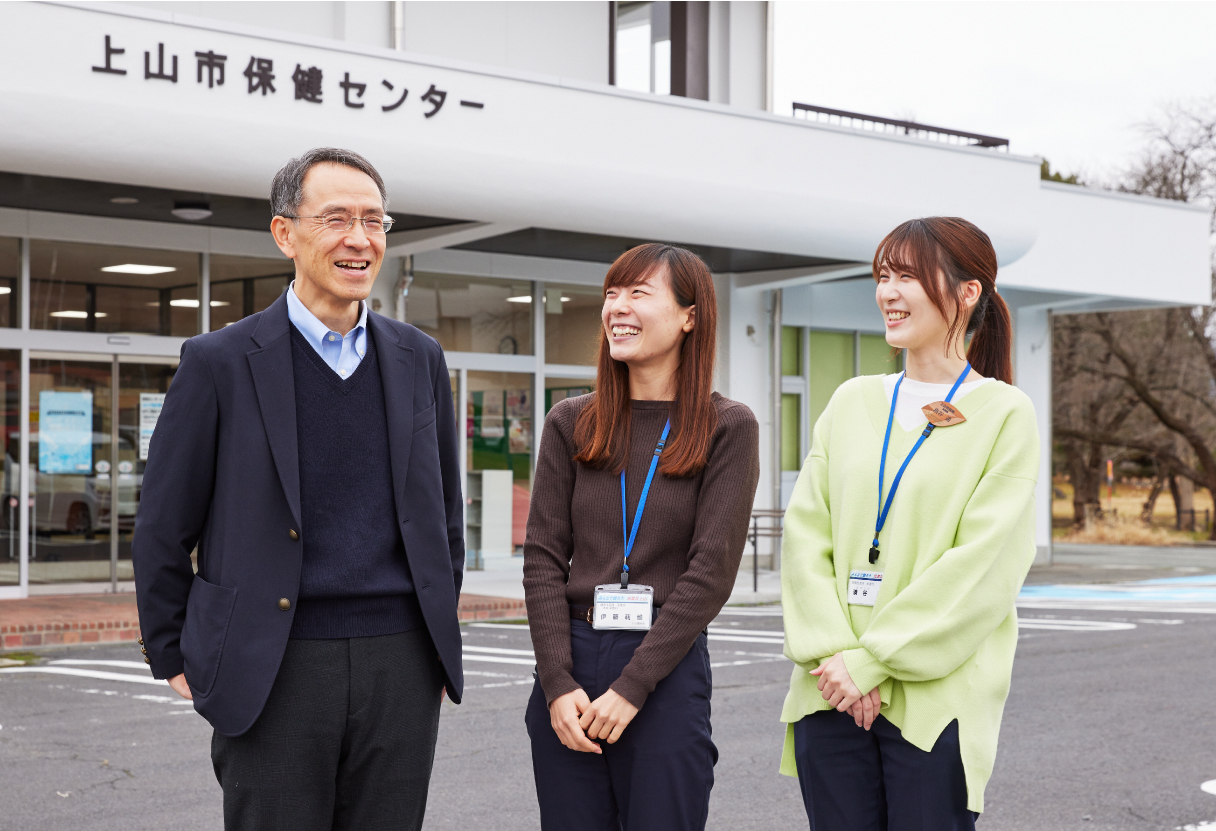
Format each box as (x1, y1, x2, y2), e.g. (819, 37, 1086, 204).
(180, 574, 237, 698)
(413, 401, 437, 432)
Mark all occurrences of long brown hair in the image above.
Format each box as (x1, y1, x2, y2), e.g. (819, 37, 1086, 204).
(574, 243, 718, 477)
(872, 217, 1013, 384)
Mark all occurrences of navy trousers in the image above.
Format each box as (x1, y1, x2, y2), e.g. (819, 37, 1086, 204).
(525, 620, 717, 831)
(793, 710, 975, 831)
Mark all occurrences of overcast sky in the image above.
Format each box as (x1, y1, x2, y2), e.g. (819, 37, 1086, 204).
(772, 2, 1216, 183)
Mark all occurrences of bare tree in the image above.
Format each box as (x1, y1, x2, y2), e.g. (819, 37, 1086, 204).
(1120, 99, 1216, 215)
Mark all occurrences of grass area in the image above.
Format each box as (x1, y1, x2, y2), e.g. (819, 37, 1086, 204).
(0, 651, 40, 665)
(1052, 478, 1214, 544)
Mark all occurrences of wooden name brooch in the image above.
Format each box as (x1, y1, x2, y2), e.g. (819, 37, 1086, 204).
(922, 401, 966, 427)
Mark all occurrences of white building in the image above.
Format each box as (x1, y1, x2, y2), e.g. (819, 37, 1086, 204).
(0, 1, 1208, 597)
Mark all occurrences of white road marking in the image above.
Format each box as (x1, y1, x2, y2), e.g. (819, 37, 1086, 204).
(468, 622, 529, 630)
(51, 659, 151, 670)
(708, 634, 786, 644)
(707, 627, 784, 637)
(130, 694, 185, 704)
(1201, 779, 1216, 796)
(0, 666, 167, 686)
(717, 607, 783, 617)
(1018, 619, 1136, 632)
(1136, 619, 1184, 625)
(1018, 600, 1216, 614)
(463, 645, 535, 656)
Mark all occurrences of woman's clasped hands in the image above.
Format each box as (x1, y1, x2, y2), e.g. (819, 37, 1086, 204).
(810, 652, 882, 731)
(548, 688, 641, 753)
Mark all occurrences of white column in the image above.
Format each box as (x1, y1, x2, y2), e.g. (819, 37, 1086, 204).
(531, 280, 545, 477)
(728, 279, 772, 513)
(198, 251, 211, 334)
(1014, 304, 1053, 564)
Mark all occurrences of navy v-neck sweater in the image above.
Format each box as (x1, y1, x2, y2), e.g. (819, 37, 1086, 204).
(288, 325, 422, 639)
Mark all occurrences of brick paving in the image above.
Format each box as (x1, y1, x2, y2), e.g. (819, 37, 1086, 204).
(1, 591, 526, 649)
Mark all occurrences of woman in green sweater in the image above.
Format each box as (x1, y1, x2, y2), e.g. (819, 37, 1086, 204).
(780, 217, 1039, 828)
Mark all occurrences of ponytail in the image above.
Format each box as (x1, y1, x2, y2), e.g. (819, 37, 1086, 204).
(966, 288, 1013, 384)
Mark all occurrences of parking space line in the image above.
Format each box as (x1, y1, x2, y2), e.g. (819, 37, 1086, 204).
(51, 659, 152, 670)
(1018, 619, 1137, 632)
(0, 666, 167, 686)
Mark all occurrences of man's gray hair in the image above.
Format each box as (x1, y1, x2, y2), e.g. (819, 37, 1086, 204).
(270, 147, 388, 218)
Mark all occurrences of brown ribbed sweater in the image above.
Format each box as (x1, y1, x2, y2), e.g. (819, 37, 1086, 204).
(523, 393, 760, 709)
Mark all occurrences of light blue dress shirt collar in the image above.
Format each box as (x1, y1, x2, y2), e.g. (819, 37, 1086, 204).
(285, 282, 368, 379)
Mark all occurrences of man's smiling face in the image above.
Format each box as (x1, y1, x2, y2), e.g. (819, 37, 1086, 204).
(284, 162, 386, 305)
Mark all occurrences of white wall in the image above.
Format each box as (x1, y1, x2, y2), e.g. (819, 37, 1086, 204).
(998, 182, 1211, 306)
(727, 280, 775, 516)
(124, 1, 608, 82)
(1012, 304, 1053, 563)
(400, 2, 607, 84)
(708, 1, 767, 110)
(131, 1, 393, 48)
(782, 280, 884, 333)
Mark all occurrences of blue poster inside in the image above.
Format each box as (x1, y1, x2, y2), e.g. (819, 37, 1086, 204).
(39, 390, 94, 474)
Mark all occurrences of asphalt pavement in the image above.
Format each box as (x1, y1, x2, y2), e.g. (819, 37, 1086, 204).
(3, 574, 1216, 830)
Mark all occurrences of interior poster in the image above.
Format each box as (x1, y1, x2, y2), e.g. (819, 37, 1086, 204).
(139, 393, 166, 460)
(38, 390, 93, 474)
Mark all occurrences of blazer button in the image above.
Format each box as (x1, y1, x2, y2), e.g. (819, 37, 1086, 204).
(289, 529, 299, 541)
(138, 638, 144, 646)
(140, 647, 147, 655)
(143, 656, 150, 664)
(279, 598, 291, 611)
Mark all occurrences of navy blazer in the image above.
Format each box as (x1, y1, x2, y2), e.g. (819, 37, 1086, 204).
(133, 293, 465, 736)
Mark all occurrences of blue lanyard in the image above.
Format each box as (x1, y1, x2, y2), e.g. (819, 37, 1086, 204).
(869, 363, 971, 565)
(620, 419, 671, 588)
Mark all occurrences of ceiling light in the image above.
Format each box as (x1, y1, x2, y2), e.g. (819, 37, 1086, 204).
(507, 295, 570, 303)
(102, 264, 177, 275)
(50, 311, 107, 319)
(171, 201, 213, 221)
(157, 299, 230, 308)
(0, 287, 11, 295)
(110, 197, 139, 205)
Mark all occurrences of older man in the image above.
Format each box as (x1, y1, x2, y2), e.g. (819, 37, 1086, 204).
(133, 147, 464, 830)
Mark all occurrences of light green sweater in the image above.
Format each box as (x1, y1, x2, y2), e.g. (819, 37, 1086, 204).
(779, 374, 1039, 813)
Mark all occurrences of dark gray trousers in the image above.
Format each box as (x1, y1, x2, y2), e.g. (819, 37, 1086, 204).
(211, 628, 444, 831)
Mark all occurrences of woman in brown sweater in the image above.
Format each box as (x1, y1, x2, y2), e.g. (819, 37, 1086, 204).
(523, 243, 760, 830)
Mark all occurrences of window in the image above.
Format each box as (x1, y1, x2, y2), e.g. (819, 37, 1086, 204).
(208, 254, 293, 330)
(31, 241, 200, 336)
(406, 273, 533, 355)
(0, 238, 18, 329)
(466, 371, 533, 561)
(615, 2, 671, 95)
(544, 283, 602, 366)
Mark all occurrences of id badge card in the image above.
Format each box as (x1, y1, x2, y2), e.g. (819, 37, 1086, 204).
(592, 584, 654, 631)
(847, 570, 883, 607)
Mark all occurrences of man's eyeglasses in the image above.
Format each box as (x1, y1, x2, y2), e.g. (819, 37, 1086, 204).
(282, 212, 395, 235)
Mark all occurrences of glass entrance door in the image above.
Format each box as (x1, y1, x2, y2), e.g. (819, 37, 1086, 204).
(27, 352, 177, 589)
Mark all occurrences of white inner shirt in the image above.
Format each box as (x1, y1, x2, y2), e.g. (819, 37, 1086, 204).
(882, 373, 994, 431)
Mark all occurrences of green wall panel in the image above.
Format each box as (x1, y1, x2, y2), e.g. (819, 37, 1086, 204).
(808, 331, 853, 432)
(781, 326, 802, 377)
(782, 393, 801, 470)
